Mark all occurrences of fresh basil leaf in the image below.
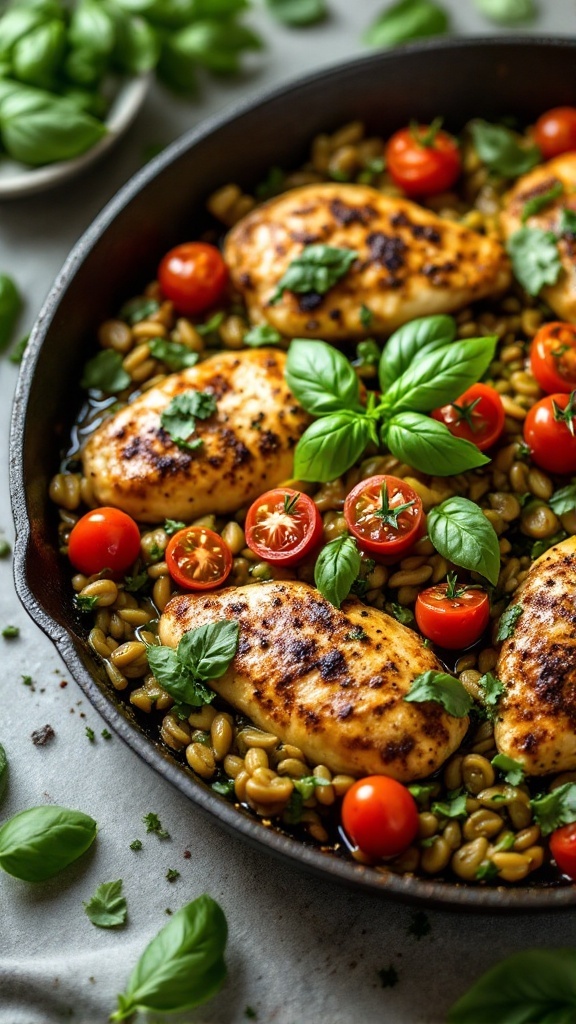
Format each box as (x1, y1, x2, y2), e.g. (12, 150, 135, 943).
(356, 339, 380, 367)
(84, 879, 127, 928)
(386, 601, 415, 626)
(293, 775, 331, 800)
(146, 644, 205, 705)
(160, 391, 216, 450)
(12, 19, 66, 90)
(550, 481, 576, 515)
(382, 336, 497, 414)
(285, 338, 362, 415)
(473, 0, 537, 24)
(270, 245, 357, 304)
(0, 84, 106, 165)
(165, 19, 262, 76)
(447, 948, 576, 1024)
(148, 337, 199, 370)
(496, 603, 523, 642)
(386, 412, 490, 477)
(0, 6, 49, 60)
(264, 0, 328, 26)
(378, 314, 456, 392)
(314, 534, 361, 609)
(521, 180, 563, 223)
(8, 334, 29, 364)
(64, 43, 107, 86)
(111, 9, 159, 74)
(559, 208, 576, 236)
(431, 790, 468, 819)
(0, 742, 7, 802)
(363, 0, 450, 47)
(477, 672, 504, 716)
(69, 0, 116, 56)
(294, 412, 375, 482)
(491, 753, 524, 786)
(119, 297, 160, 325)
(81, 350, 131, 393)
(531, 529, 567, 560)
(531, 783, 576, 837)
(405, 671, 472, 718)
(0, 273, 21, 351)
(177, 621, 239, 682)
(470, 120, 541, 177)
(408, 782, 436, 805)
(111, 894, 227, 1020)
(506, 226, 562, 296)
(427, 496, 501, 586)
(0, 805, 97, 882)
(243, 324, 282, 347)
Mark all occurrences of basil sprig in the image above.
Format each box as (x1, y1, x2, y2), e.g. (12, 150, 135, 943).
(147, 620, 239, 709)
(0, 741, 7, 802)
(404, 670, 472, 718)
(160, 391, 217, 451)
(531, 782, 576, 837)
(447, 949, 576, 1024)
(286, 318, 496, 482)
(470, 120, 541, 178)
(427, 496, 500, 586)
(314, 534, 361, 609)
(0, 805, 97, 882)
(270, 245, 358, 305)
(84, 879, 127, 929)
(111, 895, 227, 1021)
(363, 0, 450, 48)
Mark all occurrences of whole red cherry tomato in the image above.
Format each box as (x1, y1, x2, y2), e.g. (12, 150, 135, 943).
(342, 776, 419, 859)
(165, 526, 232, 590)
(550, 823, 576, 879)
(386, 120, 461, 196)
(245, 488, 323, 567)
(523, 391, 576, 474)
(68, 507, 141, 576)
(158, 242, 228, 315)
(431, 383, 505, 452)
(343, 475, 423, 560)
(530, 322, 576, 395)
(415, 574, 490, 650)
(534, 107, 576, 160)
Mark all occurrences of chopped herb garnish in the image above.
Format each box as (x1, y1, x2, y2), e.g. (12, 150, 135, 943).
(470, 120, 541, 177)
(521, 181, 563, 222)
(130, 839, 143, 851)
(378, 965, 399, 988)
(75, 593, 99, 613)
(550, 481, 576, 515)
(477, 672, 505, 717)
(492, 753, 525, 786)
(244, 324, 283, 347)
(292, 775, 331, 800)
(2, 625, 19, 639)
(148, 337, 199, 371)
(531, 530, 567, 560)
(120, 297, 160, 325)
(143, 812, 170, 839)
(559, 208, 576, 236)
(506, 226, 563, 296)
(350, 557, 376, 599)
(165, 868, 180, 883)
(345, 627, 368, 641)
(164, 518, 186, 536)
(160, 391, 217, 451)
(531, 782, 576, 836)
(0, 539, 10, 558)
(81, 350, 131, 394)
(496, 603, 523, 642)
(212, 778, 235, 797)
(123, 571, 149, 594)
(405, 670, 473, 718)
(408, 910, 431, 939)
(408, 782, 436, 806)
(22, 675, 33, 687)
(431, 790, 468, 820)
(85, 727, 95, 742)
(475, 860, 499, 882)
(360, 304, 374, 328)
(101, 729, 112, 741)
(256, 165, 286, 199)
(196, 312, 225, 336)
(84, 879, 127, 929)
(386, 602, 415, 627)
(269, 244, 358, 305)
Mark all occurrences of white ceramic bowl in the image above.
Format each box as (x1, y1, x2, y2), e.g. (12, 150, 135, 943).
(0, 73, 150, 200)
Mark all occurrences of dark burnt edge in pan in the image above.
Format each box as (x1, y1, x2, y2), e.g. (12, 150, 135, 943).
(10, 37, 576, 910)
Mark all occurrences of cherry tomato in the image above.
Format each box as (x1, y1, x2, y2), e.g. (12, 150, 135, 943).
(530, 322, 576, 394)
(534, 107, 576, 160)
(415, 575, 490, 650)
(68, 507, 141, 576)
(244, 488, 323, 567)
(341, 776, 419, 860)
(550, 823, 576, 879)
(385, 121, 461, 197)
(157, 242, 228, 315)
(343, 475, 423, 560)
(431, 383, 505, 452)
(523, 391, 576, 475)
(165, 526, 232, 590)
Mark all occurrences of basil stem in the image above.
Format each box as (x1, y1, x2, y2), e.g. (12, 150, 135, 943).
(0, 805, 97, 882)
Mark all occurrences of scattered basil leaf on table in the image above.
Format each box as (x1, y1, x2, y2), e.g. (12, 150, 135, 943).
(264, 0, 328, 27)
(111, 894, 227, 1021)
(496, 603, 523, 642)
(477, 672, 505, 717)
(531, 782, 576, 836)
(473, 0, 538, 24)
(162, 20, 262, 78)
(404, 671, 473, 718)
(506, 226, 562, 295)
(81, 350, 131, 393)
(147, 620, 239, 709)
(314, 534, 361, 609)
(0, 742, 7, 802)
(84, 879, 127, 929)
(378, 313, 456, 392)
(286, 338, 364, 415)
(491, 753, 524, 786)
(381, 335, 497, 414)
(549, 480, 576, 515)
(293, 412, 376, 482)
(470, 120, 541, 177)
(160, 390, 217, 451)
(143, 812, 169, 839)
(0, 805, 97, 882)
(148, 337, 199, 370)
(363, 0, 450, 48)
(270, 245, 358, 304)
(0, 273, 22, 351)
(427, 496, 501, 586)
(243, 324, 283, 347)
(559, 208, 576, 236)
(447, 948, 576, 1024)
(385, 412, 490, 475)
(8, 334, 29, 364)
(521, 180, 563, 223)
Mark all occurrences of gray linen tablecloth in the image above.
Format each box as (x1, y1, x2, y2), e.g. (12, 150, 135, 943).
(2, 2, 576, 1022)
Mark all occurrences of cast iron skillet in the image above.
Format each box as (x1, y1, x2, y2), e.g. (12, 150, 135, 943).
(11, 37, 576, 909)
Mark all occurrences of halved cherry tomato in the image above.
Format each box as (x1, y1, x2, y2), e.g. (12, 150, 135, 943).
(165, 526, 232, 590)
(385, 120, 461, 197)
(158, 242, 228, 315)
(534, 107, 576, 160)
(68, 507, 141, 576)
(415, 574, 490, 650)
(431, 383, 505, 452)
(523, 391, 576, 475)
(343, 475, 423, 560)
(550, 823, 576, 879)
(244, 487, 322, 567)
(342, 776, 419, 860)
(530, 322, 576, 394)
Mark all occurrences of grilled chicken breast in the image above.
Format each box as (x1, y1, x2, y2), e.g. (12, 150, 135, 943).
(500, 152, 576, 321)
(495, 536, 576, 775)
(159, 580, 468, 781)
(225, 182, 511, 340)
(82, 349, 310, 523)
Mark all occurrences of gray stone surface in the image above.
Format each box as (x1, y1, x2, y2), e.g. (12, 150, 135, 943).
(1, 2, 576, 1022)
